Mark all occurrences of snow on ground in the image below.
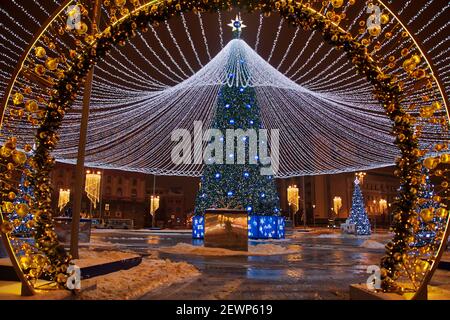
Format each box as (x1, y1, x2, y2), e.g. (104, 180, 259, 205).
(77, 257, 200, 300)
(359, 240, 386, 250)
(73, 249, 138, 268)
(159, 243, 301, 256)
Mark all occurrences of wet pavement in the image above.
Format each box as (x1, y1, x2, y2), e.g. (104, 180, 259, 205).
(89, 229, 392, 300)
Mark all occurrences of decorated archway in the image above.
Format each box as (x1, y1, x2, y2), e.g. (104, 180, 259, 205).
(0, 0, 448, 299)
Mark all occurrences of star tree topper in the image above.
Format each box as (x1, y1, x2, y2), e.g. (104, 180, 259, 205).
(228, 15, 246, 33)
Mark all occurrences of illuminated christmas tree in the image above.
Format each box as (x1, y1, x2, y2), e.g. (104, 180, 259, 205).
(414, 169, 441, 247)
(193, 16, 282, 239)
(8, 168, 34, 237)
(347, 177, 371, 235)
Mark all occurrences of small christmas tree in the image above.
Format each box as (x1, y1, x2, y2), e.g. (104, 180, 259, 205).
(8, 166, 34, 237)
(414, 168, 441, 247)
(347, 177, 371, 235)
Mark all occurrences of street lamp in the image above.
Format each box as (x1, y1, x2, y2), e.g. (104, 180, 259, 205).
(355, 172, 366, 184)
(58, 188, 70, 213)
(85, 170, 101, 217)
(312, 204, 316, 227)
(333, 196, 342, 217)
(150, 195, 160, 228)
(379, 199, 388, 227)
(287, 185, 299, 227)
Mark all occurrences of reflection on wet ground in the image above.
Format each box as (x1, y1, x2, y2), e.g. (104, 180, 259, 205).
(89, 229, 391, 300)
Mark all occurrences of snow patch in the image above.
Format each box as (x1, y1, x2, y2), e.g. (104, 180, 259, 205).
(73, 249, 138, 268)
(159, 243, 300, 256)
(77, 257, 199, 300)
(360, 240, 386, 249)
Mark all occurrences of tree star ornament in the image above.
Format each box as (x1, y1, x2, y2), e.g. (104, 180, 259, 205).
(228, 15, 246, 32)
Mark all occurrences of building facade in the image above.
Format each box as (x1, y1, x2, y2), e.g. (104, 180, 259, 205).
(50, 163, 399, 229)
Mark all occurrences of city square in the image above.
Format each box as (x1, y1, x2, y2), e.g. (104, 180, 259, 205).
(0, 0, 449, 306)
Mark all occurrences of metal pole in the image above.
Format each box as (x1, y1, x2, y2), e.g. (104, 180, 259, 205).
(99, 170, 103, 220)
(152, 175, 156, 228)
(70, 0, 101, 259)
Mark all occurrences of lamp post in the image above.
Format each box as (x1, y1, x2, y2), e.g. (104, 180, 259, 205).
(312, 204, 316, 227)
(355, 172, 366, 184)
(379, 199, 387, 228)
(150, 195, 160, 228)
(58, 189, 70, 214)
(333, 196, 342, 217)
(85, 170, 101, 218)
(287, 185, 299, 228)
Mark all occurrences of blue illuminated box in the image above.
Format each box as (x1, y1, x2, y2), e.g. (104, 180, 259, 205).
(193, 214, 285, 240)
(192, 215, 204, 239)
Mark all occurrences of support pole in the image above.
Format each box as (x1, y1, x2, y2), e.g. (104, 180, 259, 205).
(70, 69, 93, 259)
(152, 175, 156, 228)
(70, 0, 101, 259)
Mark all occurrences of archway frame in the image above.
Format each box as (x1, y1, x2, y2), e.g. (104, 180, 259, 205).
(0, 0, 448, 299)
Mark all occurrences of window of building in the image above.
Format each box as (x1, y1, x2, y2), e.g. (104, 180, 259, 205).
(131, 188, 137, 198)
(132, 178, 137, 186)
(106, 187, 111, 196)
(117, 188, 123, 197)
(118, 177, 122, 185)
(107, 175, 111, 183)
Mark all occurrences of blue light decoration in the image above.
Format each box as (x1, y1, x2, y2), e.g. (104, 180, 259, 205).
(192, 215, 205, 239)
(412, 168, 442, 247)
(193, 215, 285, 240)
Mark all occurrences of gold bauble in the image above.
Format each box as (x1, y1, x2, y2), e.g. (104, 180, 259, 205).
(331, 0, 343, 8)
(0, 221, 13, 234)
(380, 14, 390, 25)
(12, 150, 27, 165)
(56, 273, 67, 284)
(411, 54, 421, 64)
(414, 69, 426, 79)
(25, 220, 35, 229)
(34, 46, 46, 58)
(420, 208, 434, 222)
(402, 59, 416, 72)
(77, 22, 88, 35)
(45, 58, 58, 71)
(436, 208, 448, 219)
(440, 153, 450, 164)
(423, 157, 437, 170)
(418, 260, 430, 273)
(368, 25, 381, 37)
(16, 203, 30, 218)
(20, 256, 32, 270)
(13, 92, 24, 105)
(32, 254, 47, 268)
(0, 146, 12, 158)
(34, 64, 46, 76)
(25, 100, 38, 113)
(8, 192, 16, 200)
(420, 105, 434, 118)
(115, 0, 126, 6)
(1, 201, 14, 213)
(442, 181, 449, 188)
